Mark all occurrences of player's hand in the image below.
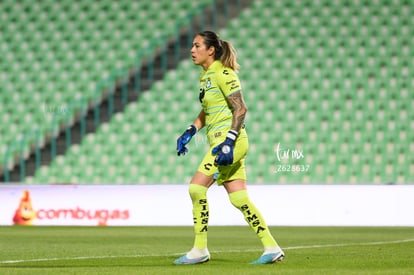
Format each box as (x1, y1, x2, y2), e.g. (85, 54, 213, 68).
(176, 125, 197, 156)
(212, 130, 238, 166)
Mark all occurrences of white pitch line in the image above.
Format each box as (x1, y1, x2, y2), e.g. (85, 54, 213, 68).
(0, 253, 184, 264)
(1, 238, 413, 265)
(284, 238, 414, 250)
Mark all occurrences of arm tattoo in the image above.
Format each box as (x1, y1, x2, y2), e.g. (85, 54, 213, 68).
(226, 90, 247, 133)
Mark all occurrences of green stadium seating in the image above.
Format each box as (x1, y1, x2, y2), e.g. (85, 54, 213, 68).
(14, 0, 414, 184)
(0, 0, 214, 175)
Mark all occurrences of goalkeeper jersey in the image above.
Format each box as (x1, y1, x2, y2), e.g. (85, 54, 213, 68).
(198, 60, 243, 145)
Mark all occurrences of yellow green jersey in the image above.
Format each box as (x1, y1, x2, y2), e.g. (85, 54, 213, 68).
(198, 60, 242, 145)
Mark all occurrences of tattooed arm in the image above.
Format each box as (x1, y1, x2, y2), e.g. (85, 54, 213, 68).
(226, 90, 247, 133)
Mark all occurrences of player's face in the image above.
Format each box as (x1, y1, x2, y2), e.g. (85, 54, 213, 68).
(191, 35, 214, 70)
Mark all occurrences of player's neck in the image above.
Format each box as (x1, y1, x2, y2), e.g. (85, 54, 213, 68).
(201, 59, 216, 71)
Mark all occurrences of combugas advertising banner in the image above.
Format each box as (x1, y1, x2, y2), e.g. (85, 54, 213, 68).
(1, 185, 413, 226)
(1, 185, 194, 226)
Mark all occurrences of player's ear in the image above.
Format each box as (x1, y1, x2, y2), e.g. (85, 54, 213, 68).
(207, 46, 215, 57)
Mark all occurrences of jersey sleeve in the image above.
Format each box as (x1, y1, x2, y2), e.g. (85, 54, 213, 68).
(216, 68, 242, 97)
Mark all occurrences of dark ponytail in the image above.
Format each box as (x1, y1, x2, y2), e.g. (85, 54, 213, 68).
(197, 31, 240, 72)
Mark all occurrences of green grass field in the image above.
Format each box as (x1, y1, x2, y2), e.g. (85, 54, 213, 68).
(0, 226, 413, 274)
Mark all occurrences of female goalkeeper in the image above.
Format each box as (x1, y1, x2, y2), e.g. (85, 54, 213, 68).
(174, 31, 284, 265)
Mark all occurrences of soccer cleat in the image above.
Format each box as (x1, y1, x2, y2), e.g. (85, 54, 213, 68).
(249, 251, 285, 264)
(173, 254, 210, 265)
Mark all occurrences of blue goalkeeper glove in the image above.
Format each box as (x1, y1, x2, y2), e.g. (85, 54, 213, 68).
(176, 125, 197, 156)
(212, 130, 238, 166)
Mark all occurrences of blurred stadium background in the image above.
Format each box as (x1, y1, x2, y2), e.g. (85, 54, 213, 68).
(1, 0, 413, 185)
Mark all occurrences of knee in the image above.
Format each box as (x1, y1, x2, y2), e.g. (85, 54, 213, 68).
(189, 183, 208, 201)
(229, 190, 249, 209)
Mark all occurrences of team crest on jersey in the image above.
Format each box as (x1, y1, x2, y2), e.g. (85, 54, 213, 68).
(205, 78, 211, 89)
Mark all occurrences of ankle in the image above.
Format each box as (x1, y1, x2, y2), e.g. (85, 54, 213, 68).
(187, 247, 210, 259)
(263, 246, 283, 255)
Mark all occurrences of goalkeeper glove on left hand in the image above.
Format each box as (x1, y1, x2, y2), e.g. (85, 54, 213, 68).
(176, 125, 197, 156)
(212, 130, 238, 166)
